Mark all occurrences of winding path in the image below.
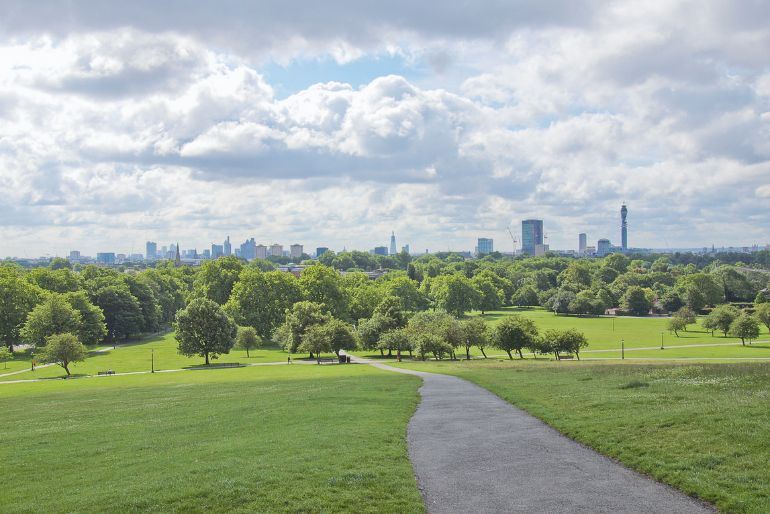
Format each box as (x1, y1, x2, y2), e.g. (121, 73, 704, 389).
(358, 358, 713, 514)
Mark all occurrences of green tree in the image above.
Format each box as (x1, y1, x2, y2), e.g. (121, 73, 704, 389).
(378, 329, 413, 359)
(0, 269, 42, 351)
(235, 326, 262, 357)
(620, 286, 651, 316)
(729, 313, 760, 346)
(64, 291, 107, 346)
(225, 269, 302, 339)
(704, 305, 741, 336)
(93, 285, 143, 341)
(125, 275, 162, 333)
(193, 256, 244, 305)
(547, 328, 588, 360)
(0, 345, 11, 368)
(20, 294, 82, 348)
(382, 276, 428, 311)
(430, 274, 481, 318)
(512, 286, 539, 307)
(754, 303, 770, 332)
(299, 265, 350, 320)
(276, 301, 329, 355)
(323, 318, 359, 356)
(672, 307, 696, 330)
(659, 290, 684, 313)
(460, 317, 490, 359)
(175, 298, 237, 365)
(546, 289, 576, 314)
(471, 275, 504, 315)
(493, 315, 539, 359)
(38, 333, 87, 376)
(667, 316, 688, 336)
(27, 268, 80, 293)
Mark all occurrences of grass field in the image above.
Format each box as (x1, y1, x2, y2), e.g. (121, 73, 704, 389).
(1, 332, 333, 381)
(0, 364, 424, 513)
(392, 358, 770, 513)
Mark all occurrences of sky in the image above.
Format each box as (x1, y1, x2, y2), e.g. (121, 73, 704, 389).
(1, 1, 769, 258)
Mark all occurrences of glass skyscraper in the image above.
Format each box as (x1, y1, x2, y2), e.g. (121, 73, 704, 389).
(521, 219, 543, 255)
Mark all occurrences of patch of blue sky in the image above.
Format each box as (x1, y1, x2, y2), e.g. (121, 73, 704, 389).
(261, 52, 428, 98)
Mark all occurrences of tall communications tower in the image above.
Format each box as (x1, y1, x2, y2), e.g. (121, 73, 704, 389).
(389, 231, 397, 255)
(621, 204, 628, 251)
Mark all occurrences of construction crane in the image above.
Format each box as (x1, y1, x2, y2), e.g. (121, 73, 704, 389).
(506, 225, 518, 255)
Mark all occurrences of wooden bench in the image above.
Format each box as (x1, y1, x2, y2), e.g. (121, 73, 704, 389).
(317, 358, 337, 364)
(557, 355, 575, 360)
(208, 362, 241, 368)
(97, 370, 115, 376)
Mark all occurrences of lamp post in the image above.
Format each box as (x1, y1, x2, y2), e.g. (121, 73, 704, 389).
(151, 349, 155, 373)
(660, 332, 664, 350)
(31, 350, 35, 371)
(612, 317, 615, 332)
(621, 338, 625, 360)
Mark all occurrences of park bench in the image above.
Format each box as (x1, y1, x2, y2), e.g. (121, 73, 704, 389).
(97, 370, 115, 376)
(317, 358, 337, 364)
(557, 355, 575, 360)
(208, 362, 241, 368)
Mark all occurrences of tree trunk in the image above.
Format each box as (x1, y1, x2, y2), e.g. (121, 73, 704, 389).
(506, 350, 513, 360)
(517, 349, 524, 359)
(380, 349, 384, 356)
(397, 348, 401, 362)
(63, 362, 70, 376)
(7, 343, 13, 353)
(246, 348, 250, 358)
(575, 351, 580, 361)
(334, 349, 340, 357)
(387, 348, 392, 357)
(317, 352, 321, 364)
(480, 347, 487, 358)
(741, 338, 746, 346)
(466, 348, 471, 360)
(309, 352, 314, 359)
(205, 352, 210, 365)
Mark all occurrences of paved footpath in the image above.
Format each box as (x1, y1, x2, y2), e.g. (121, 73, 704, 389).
(357, 358, 713, 514)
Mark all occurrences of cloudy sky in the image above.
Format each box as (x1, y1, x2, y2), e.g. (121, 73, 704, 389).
(1, 1, 769, 257)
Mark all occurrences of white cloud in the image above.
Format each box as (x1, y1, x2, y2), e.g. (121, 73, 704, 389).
(1, 2, 770, 256)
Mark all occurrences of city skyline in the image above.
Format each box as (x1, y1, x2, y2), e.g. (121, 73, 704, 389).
(1, 2, 770, 256)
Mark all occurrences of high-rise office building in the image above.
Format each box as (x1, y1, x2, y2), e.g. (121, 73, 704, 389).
(256, 244, 268, 259)
(145, 241, 157, 260)
(68, 250, 81, 261)
(223, 236, 232, 256)
(211, 244, 224, 258)
(521, 219, 544, 255)
(290, 244, 303, 259)
(597, 238, 612, 257)
(579, 233, 587, 255)
(373, 246, 388, 256)
(316, 247, 329, 257)
(621, 204, 628, 251)
(240, 238, 256, 260)
(97, 252, 116, 265)
(389, 232, 397, 255)
(401, 245, 410, 254)
(270, 244, 283, 257)
(477, 238, 494, 255)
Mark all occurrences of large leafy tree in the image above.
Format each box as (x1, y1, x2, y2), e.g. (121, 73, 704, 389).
(471, 275, 504, 315)
(175, 298, 237, 365)
(93, 285, 143, 341)
(27, 268, 80, 293)
(620, 286, 651, 316)
(193, 256, 244, 305)
(276, 301, 329, 355)
(0, 267, 43, 351)
(460, 317, 490, 360)
(381, 276, 428, 312)
(20, 294, 82, 348)
(38, 333, 87, 376)
(430, 274, 481, 318)
(225, 269, 302, 339)
(235, 326, 262, 358)
(406, 311, 463, 359)
(730, 313, 760, 346)
(703, 304, 741, 336)
(124, 275, 162, 333)
(64, 291, 107, 346)
(299, 265, 350, 320)
(493, 315, 539, 359)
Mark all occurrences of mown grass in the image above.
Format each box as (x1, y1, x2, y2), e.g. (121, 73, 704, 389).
(3, 332, 335, 380)
(0, 364, 424, 513)
(393, 358, 770, 513)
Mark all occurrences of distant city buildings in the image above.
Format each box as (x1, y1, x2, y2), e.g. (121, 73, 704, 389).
(476, 237, 493, 255)
(373, 246, 388, 256)
(316, 247, 329, 257)
(145, 241, 157, 260)
(390, 232, 397, 255)
(290, 244, 303, 260)
(597, 238, 612, 257)
(68, 250, 81, 261)
(96, 252, 116, 265)
(578, 233, 587, 255)
(401, 244, 410, 254)
(535, 244, 549, 257)
(270, 244, 283, 257)
(211, 244, 224, 258)
(621, 204, 628, 251)
(223, 236, 232, 257)
(521, 219, 544, 256)
(240, 238, 256, 260)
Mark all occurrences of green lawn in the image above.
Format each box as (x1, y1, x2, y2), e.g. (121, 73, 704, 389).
(2, 332, 331, 381)
(393, 358, 770, 513)
(0, 364, 424, 513)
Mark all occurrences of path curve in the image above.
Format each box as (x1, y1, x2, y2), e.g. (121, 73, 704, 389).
(356, 358, 713, 514)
